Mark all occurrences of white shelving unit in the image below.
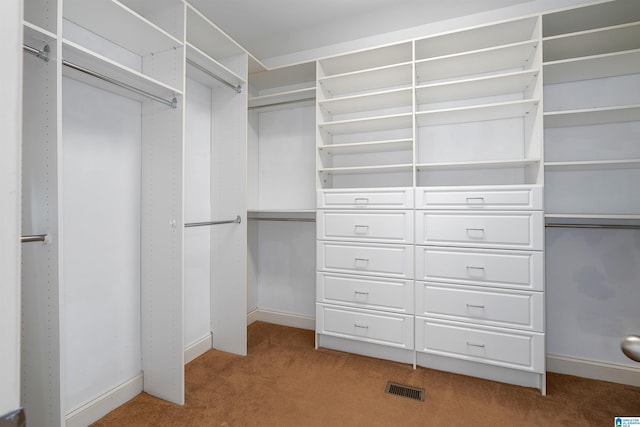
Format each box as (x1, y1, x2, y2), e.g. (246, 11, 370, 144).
(542, 0, 640, 219)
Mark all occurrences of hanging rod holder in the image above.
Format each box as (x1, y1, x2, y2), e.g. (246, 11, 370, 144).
(62, 60, 178, 109)
(545, 223, 640, 230)
(23, 44, 50, 62)
(184, 215, 242, 228)
(186, 58, 242, 93)
(21, 234, 49, 243)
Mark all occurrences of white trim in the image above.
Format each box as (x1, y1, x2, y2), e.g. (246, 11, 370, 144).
(247, 309, 315, 330)
(547, 354, 640, 387)
(184, 332, 213, 364)
(65, 374, 143, 427)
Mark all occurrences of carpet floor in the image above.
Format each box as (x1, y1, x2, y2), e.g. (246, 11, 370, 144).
(92, 321, 640, 426)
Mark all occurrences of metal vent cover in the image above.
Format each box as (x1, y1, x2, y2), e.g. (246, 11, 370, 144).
(385, 381, 425, 402)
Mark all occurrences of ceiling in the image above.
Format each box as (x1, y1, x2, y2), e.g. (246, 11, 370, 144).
(189, 0, 533, 67)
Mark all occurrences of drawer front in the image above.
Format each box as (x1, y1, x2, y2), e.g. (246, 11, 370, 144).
(317, 241, 413, 278)
(415, 282, 543, 331)
(416, 211, 543, 250)
(317, 272, 413, 314)
(318, 210, 413, 243)
(416, 186, 542, 210)
(415, 247, 543, 291)
(317, 304, 414, 348)
(415, 318, 544, 372)
(318, 188, 413, 209)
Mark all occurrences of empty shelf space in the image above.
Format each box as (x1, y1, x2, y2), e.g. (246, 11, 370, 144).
(319, 164, 413, 176)
(318, 62, 412, 97)
(318, 113, 413, 135)
(543, 21, 640, 62)
(416, 99, 539, 126)
(416, 158, 541, 171)
(543, 49, 640, 84)
(64, 0, 182, 56)
(248, 87, 315, 110)
(319, 42, 412, 77)
(544, 105, 640, 127)
(318, 139, 413, 155)
(415, 40, 539, 84)
(318, 88, 412, 115)
(544, 159, 640, 171)
(186, 4, 246, 61)
(415, 69, 538, 105)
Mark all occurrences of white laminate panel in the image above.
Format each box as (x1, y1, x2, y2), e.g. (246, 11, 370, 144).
(415, 247, 543, 291)
(415, 282, 543, 331)
(317, 241, 413, 278)
(317, 272, 413, 313)
(416, 186, 543, 210)
(415, 318, 544, 372)
(318, 210, 413, 243)
(318, 188, 413, 209)
(317, 304, 414, 348)
(416, 211, 544, 250)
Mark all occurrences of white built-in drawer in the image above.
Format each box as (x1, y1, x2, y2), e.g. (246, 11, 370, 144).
(415, 247, 543, 291)
(416, 186, 543, 210)
(317, 241, 413, 278)
(415, 282, 543, 331)
(316, 304, 414, 349)
(318, 210, 413, 243)
(317, 272, 413, 314)
(415, 211, 544, 250)
(318, 188, 413, 209)
(415, 318, 544, 372)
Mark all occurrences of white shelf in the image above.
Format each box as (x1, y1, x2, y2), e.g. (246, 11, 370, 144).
(186, 42, 245, 90)
(542, 0, 640, 38)
(248, 87, 315, 111)
(543, 21, 640, 62)
(319, 42, 412, 77)
(415, 16, 538, 60)
(416, 40, 538, 84)
(318, 139, 412, 155)
(544, 49, 640, 84)
(544, 159, 640, 171)
(62, 39, 182, 103)
(416, 69, 538, 105)
(318, 62, 412, 97)
(319, 164, 413, 176)
(416, 99, 538, 126)
(416, 158, 540, 171)
(544, 105, 640, 127)
(318, 113, 413, 135)
(24, 20, 57, 44)
(64, 0, 182, 56)
(319, 88, 412, 116)
(545, 213, 640, 220)
(186, 4, 246, 61)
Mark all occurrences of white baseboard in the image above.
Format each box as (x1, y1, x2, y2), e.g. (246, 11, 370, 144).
(247, 309, 315, 330)
(184, 333, 213, 364)
(547, 354, 640, 387)
(65, 374, 143, 427)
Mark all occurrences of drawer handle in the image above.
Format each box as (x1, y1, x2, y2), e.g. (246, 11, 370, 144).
(466, 266, 485, 273)
(466, 303, 485, 309)
(466, 228, 485, 237)
(354, 197, 369, 205)
(354, 291, 369, 296)
(354, 224, 370, 234)
(354, 258, 369, 264)
(466, 197, 485, 204)
(466, 342, 485, 348)
(354, 324, 369, 329)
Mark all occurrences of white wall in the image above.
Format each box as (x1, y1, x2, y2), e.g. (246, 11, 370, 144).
(184, 78, 212, 347)
(0, 0, 22, 416)
(62, 77, 142, 412)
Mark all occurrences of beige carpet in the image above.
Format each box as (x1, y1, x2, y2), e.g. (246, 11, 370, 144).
(92, 321, 640, 426)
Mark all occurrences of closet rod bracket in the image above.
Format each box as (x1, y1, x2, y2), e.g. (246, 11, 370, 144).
(23, 44, 50, 62)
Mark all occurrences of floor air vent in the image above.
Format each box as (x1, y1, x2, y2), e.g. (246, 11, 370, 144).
(385, 381, 425, 402)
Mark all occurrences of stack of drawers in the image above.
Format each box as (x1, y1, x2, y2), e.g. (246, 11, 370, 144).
(316, 188, 414, 352)
(414, 186, 545, 375)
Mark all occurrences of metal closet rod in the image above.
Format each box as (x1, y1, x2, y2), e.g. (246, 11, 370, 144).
(185, 215, 242, 228)
(545, 223, 640, 230)
(21, 234, 47, 243)
(186, 58, 242, 93)
(24, 44, 177, 108)
(248, 97, 315, 110)
(248, 217, 315, 222)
